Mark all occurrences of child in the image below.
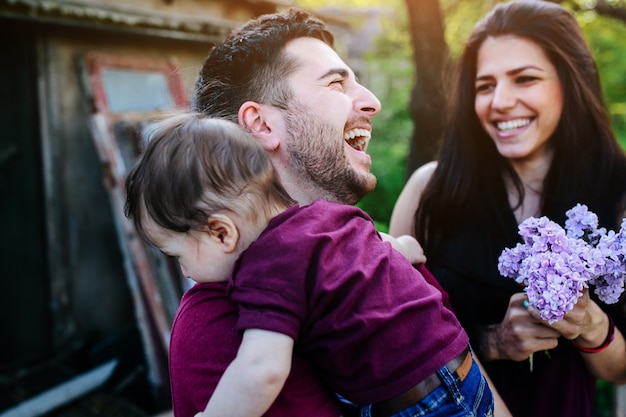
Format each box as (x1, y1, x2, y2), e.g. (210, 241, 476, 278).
(124, 113, 341, 417)
(124, 113, 493, 417)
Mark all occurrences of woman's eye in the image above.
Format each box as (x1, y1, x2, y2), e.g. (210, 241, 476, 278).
(517, 75, 538, 84)
(475, 83, 493, 93)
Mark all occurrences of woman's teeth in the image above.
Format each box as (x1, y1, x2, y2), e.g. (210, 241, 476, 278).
(497, 118, 531, 131)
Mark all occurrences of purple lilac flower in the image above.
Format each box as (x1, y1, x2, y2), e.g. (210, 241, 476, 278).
(498, 205, 625, 324)
(565, 203, 606, 245)
(523, 251, 587, 323)
(591, 224, 626, 303)
(498, 243, 526, 281)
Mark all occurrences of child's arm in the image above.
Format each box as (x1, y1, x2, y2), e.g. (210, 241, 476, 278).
(196, 328, 294, 417)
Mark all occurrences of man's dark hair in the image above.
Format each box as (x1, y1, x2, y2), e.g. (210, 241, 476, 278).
(192, 8, 334, 121)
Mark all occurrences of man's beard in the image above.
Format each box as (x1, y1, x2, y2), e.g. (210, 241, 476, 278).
(282, 102, 375, 205)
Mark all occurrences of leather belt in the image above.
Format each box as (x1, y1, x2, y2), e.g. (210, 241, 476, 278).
(371, 347, 472, 417)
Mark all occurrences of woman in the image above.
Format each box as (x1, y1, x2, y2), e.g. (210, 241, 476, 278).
(390, 1, 626, 416)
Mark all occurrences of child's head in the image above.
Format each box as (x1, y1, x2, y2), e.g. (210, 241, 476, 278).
(124, 113, 294, 282)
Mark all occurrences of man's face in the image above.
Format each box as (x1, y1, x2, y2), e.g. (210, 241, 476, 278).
(273, 37, 381, 205)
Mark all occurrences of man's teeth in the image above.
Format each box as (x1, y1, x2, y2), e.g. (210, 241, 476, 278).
(344, 128, 371, 141)
(349, 137, 369, 151)
(497, 118, 531, 131)
(344, 129, 371, 151)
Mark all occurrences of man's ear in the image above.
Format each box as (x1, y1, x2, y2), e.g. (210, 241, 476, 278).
(238, 101, 280, 151)
(206, 214, 240, 253)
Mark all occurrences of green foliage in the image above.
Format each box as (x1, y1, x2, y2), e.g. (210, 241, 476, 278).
(577, 12, 626, 148)
(440, 0, 496, 58)
(593, 380, 615, 417)
(355, 6, 414, 229)
(357, 95, 412, 232)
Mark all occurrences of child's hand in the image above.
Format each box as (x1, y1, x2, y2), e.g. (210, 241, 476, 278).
(380, 232, 427, 265)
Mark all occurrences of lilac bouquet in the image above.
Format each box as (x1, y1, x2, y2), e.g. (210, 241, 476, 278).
(498, 204, 626, 324)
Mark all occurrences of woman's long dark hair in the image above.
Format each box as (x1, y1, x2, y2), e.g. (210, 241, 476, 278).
(416, 0, 626, 247)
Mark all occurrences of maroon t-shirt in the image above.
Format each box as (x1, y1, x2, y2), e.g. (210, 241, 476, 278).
(169, 282, 341, 417)
(229, 200, 468, 405)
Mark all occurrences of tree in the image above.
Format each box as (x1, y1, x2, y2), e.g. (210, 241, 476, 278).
(403, 0, 449, 177)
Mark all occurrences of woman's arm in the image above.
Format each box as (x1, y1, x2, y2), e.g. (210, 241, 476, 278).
(570, 308, 626, 384)
(197, 329, 294, 417)
(389, 162, 437, 238)
(535, 291, 626, 384)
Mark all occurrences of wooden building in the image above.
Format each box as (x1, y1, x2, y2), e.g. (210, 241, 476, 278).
(0, 0, 287, 414)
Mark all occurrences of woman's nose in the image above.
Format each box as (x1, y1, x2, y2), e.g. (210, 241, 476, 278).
(491, 83, 516, 111)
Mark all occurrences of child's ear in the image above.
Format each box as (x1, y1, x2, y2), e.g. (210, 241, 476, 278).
(238, 101, 279, 151)
(206, 214, 240, 253)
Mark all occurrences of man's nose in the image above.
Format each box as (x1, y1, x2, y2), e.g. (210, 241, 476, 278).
(355, 84, 381, 116)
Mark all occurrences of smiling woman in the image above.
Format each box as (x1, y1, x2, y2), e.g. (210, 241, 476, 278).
(389, 1, 626, 417)
(473, 35, 562, 171)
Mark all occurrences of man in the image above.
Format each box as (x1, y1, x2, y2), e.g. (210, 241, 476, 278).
(194, 10, 379, 208)
(171, 12, 378, 416)
(178, 7, 509, 417)
(193, 8, 423, 261)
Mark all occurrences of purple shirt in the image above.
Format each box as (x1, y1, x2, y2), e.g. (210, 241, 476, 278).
(229, 200, 468, 405)
(169, 282, 341, 417)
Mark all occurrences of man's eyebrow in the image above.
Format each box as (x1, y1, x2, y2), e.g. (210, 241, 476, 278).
(318, 67, 350, 81)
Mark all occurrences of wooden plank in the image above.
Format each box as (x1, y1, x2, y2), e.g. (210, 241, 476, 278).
(87, 113, 171, 393)
(77, 53, 194, 405)
(0, 360, 117, 417)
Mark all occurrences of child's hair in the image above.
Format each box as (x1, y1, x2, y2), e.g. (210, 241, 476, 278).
(124, 112, 294, 242)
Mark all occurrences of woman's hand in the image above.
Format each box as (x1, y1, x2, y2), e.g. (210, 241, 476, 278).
(527, 288, 590, 340)
(526, 288, 611, 350)
(525, 288, 626, 382)
(479, 293, 559, 362)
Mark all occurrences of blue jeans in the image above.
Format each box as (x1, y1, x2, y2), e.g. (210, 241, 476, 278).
(359, 359, 494, 417)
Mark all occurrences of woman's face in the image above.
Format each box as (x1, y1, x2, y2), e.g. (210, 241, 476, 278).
(474, 35, 563, 164)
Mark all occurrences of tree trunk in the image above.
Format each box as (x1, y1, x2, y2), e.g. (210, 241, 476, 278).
(404, 0, 449, 178)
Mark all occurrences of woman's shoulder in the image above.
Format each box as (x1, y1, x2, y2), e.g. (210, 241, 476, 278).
(389, 161, 438, 237)
(409, 161, 438, 190)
